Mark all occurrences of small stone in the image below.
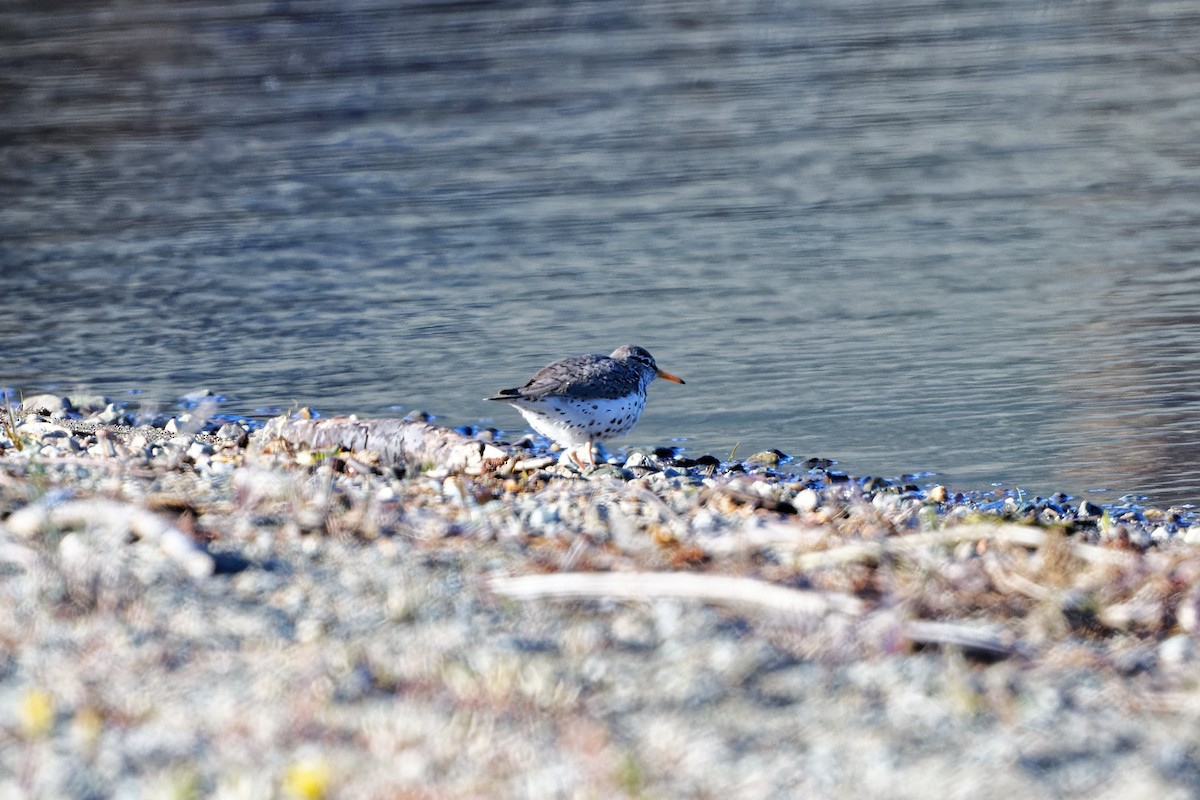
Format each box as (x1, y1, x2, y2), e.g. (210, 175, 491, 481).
(1077, 500, 1104, 519)
(94, 403, 123, 425)
(623, 452, 655, 471)
(586, 464, 631, 481)
(528, 506, 559, 530)
(1159, 634, 1194, 667)
(1127, 528, 1151, 549)
(164, 418, 181, 434)
(216, 422, 250, 447)
(872, 492, 901, 512)
(746, 450, 782, 468)
(67, 394, 109, 414)
(20, 394, 67, 415)
(609, 609, 659, 651)
(861, 476, 890, 492)
(187, 441, 214, 460)
(927, 484, 948, 503)
(794, 488, 820, 512)
(296, 617, 325, 643)
(23, 422, 69, 442)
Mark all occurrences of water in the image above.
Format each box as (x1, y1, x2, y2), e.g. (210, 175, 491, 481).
(3, 0, 1200, 505)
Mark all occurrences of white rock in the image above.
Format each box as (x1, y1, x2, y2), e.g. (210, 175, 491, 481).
(1159, 634, 1195, 667)
(794, 488, 820, 512)
(20, 394, 67, 414)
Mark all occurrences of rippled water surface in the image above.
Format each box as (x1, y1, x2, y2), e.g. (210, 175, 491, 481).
(3, 0, 1200, 504)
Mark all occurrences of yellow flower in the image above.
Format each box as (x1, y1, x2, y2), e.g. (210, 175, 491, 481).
(19, 688, 55, 739)
(282, 757, 332, 800)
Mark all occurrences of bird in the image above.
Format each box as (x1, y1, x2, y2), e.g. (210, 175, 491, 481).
(486, 345, 685, 466)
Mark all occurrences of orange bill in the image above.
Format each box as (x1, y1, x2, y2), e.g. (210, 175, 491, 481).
(656, 368, 685, 384)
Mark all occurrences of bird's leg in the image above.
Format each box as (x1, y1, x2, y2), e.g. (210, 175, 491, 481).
(588, 439, 597, 466)
(565, 443, 588, 470)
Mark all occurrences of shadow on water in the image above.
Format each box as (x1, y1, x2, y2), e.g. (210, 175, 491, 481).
(2, 0, 1199, 505)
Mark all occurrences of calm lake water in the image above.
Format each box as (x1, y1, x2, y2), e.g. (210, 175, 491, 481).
(3, 0, 1200, 505)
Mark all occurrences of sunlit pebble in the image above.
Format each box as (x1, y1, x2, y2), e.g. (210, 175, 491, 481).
(794, 488, 820, 512)
(1159, 634, 1194, 667)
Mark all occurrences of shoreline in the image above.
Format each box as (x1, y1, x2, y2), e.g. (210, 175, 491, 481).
(3, 395, 1200, 797)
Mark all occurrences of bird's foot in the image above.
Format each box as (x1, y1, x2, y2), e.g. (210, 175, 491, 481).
(558, 443, 599, 472)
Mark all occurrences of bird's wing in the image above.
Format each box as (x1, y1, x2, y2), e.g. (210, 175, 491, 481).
(492, 354, 635, 401)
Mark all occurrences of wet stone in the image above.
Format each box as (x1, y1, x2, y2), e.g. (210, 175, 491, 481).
(587, 464, 632, 481)
(861, 476, 890, 492)
(746, 450, 783, 468)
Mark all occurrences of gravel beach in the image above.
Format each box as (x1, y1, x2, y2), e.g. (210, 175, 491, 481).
(3, 395, 1200, 799)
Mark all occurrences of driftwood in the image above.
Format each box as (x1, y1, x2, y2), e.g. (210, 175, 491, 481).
(790, 523, 1140, 572)
(489, 571, 866, 618)
(260, 416, 509, 475)
(6, 498, 214, 578)
(901, 619, 1017, 659)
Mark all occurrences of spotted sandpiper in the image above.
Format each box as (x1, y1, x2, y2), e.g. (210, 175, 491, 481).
(486, 345, 685, 465)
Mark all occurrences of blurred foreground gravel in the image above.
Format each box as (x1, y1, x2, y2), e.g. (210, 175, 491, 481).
(3, 396, 1200, 799)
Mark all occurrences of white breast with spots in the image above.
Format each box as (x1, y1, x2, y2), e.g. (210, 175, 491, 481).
(517, 394, 647, 446)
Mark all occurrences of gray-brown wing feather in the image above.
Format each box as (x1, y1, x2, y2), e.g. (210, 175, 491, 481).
(488, 354, 638, 402)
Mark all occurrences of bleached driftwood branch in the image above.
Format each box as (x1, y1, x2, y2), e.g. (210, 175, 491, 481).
(902, 619, 1016, 658)
(790, 523, 1139, 571)
(6, 498, 214, 578)
(489, 571, 866, 617)
(260, 416, 509, 475)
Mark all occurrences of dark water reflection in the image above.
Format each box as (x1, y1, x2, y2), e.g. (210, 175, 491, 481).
(2, 0, 1200, 504)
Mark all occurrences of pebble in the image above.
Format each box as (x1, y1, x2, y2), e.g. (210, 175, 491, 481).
(20, 394, 68, 415)
(94, 403, 124, 425)
(216, 422, 250, 446)
(623, 451, 655, 471)
(587, 464, 632, 481)
(794, 488, 820, 512)
(528, 505, 559, 530)
(746, 450, 781, 468)
(1158, 634, 1194, 667)
(609, 609, 660, 651)
(187, 441, 214, 461)
(68, 394, 110, 414)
